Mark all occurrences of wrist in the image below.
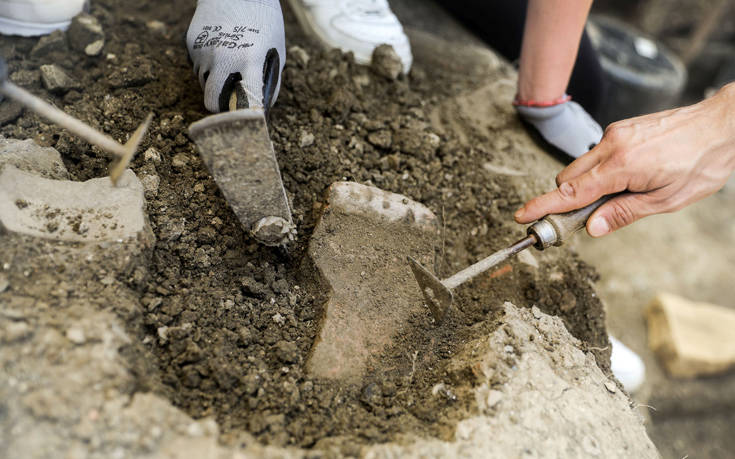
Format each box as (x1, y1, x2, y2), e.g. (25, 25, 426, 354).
(709, 83, 735, 173)
(513, 94, 571, 108)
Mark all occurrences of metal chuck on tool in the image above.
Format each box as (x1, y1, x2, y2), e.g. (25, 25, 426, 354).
(408, 194, 616, 323)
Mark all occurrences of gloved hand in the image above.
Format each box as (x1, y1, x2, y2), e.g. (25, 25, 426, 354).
(187, 0, 285, 113)
(515, 98, 603, 162)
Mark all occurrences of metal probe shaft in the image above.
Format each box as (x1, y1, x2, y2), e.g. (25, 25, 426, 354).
(443, 235, 536, 289)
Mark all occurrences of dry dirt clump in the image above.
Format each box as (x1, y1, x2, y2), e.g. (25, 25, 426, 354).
(0, 0, 615, 453)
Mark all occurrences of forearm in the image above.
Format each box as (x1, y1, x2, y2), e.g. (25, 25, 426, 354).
(517, 0, 593, 102)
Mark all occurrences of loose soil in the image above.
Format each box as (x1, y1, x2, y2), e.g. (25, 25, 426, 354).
(0, 0, 610, 452)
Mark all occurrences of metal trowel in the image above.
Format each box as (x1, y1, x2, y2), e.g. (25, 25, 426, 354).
(409, 194, 616, 323)
(188, 67, 295, 247)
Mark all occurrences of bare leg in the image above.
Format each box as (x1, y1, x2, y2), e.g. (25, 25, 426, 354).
(517, 0, 593, 102)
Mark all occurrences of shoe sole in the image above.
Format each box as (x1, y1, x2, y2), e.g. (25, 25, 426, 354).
(0, 16, 71, 36)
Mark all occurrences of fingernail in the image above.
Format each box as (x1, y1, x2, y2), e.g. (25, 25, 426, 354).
(514, 207, 525, 220)
(588, 216, 610, 237)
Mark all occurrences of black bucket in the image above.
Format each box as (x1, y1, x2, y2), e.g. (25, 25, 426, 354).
(588, 15, 687, 127)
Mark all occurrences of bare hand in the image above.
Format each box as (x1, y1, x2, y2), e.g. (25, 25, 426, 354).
(514, 83, 735, 236)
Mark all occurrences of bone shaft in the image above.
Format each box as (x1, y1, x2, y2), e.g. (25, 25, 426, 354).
(443, 236, 536, 289)
(0, 82, 127, 157)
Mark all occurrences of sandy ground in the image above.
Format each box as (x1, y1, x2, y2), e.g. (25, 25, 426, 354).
(575, 177, 735, 459)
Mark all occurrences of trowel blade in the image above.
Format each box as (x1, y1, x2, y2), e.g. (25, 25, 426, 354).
(407, 256, 453, 323)
(188, 109, 295, 246)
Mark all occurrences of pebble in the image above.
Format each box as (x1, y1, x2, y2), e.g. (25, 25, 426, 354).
(299, 131, 315, 148)
(68, 13, 105, 56)
(3, 321, 31, 343)
(238, 327, 252, 346)
(30, 30, 68, 58)
(367, 130, 392, 149)
(145, 20, 167, 35)
(40, 65, 81, 95)
(531, 306, 543, 319)
(275, 340, 299, 363)
(604, 380, 617, 394)
(486, 389, 503, 408)
(242, 371, 260, 395)
(518, 250, 539, 269)
(66, 327, 86, 344)
(288, 46, 310, 68)
(0, 102, 23, 127)
(371, 44, 403, 80)
(10, 70, 39, 86)
(0, 273, 8, 293)
(144, 147, 161, 163)
(141, 174, 160, 198)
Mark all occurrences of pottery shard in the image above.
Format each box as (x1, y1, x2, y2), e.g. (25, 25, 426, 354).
(646, 292, 735, 378)
(306, 182, 438, 382)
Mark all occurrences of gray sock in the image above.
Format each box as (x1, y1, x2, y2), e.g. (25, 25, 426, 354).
(516, 101, 603, 159)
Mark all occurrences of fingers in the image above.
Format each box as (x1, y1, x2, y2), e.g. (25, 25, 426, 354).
(555, 138, 611, 185)
(203, 67, 231, 113)
(586, 193, 654, 237)
(515, 165, 625, 223)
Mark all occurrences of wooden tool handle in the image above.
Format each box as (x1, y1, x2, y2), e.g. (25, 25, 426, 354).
(530, 193, 621, 249)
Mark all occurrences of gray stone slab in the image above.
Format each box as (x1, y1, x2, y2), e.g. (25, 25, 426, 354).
(0, 138, 68, 179)
(0, 166, 145, 242)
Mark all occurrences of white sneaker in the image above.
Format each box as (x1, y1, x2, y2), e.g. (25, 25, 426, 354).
(287, 0, 412, 73)
(0, 0, 87, 37)
(609, 335, 646, 394)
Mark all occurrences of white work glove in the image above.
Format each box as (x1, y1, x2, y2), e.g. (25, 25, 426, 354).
(516, 99, 603, 161)
(187, 0, 286, 113)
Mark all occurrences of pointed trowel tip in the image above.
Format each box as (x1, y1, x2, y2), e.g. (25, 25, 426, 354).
(407, 256, 453, 324)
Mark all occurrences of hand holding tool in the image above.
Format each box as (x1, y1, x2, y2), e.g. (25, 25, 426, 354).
(409, 194, 617, 322)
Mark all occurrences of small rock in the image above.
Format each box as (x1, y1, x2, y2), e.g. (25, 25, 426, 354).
(108, 57, 155, 88)
(30, 30, 68, 58)
(604, 380, 617, 394)
(0, 138, 68, 179)
(0, 102, 23, 127)
(560, 290, 577, 312)
(0, 274, 7, 292)
(2, 321, 31, 343)
(171, 153, 188, 169)
(371, 44, 403, 80)
(66, 327, 86, 344)
(288, 46, 310, 68)
(361, 382, 383, 406)
(486, 389, 503, 408)
(367, 130, 392, 149)
(143, 147, 161, 163)
(40, 65, 81, 95)
(272, 312, 285, 325)
(275, 340, 299, 363)
(10, 70, 40, 86)
(68, 13, 105, 56)
(238, 327, 252, 346)
(141, 174, 160, 199)
(517, 250, 539, 268)
(299, 131, 315, 148)
(531, 306, 543, 319)
(242, 371, 260, 395)
(146, 20, 167, 35)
